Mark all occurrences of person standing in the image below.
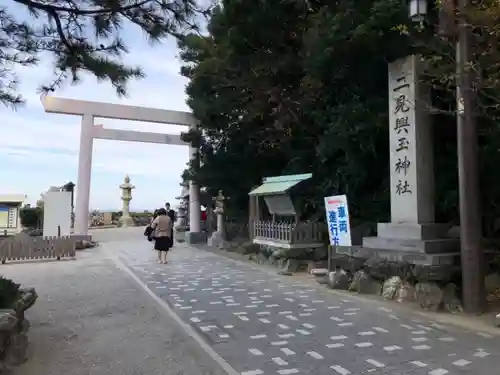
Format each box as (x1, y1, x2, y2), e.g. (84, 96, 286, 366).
(165, 202, 176, 248)
(165, 202, 175, 221)
(150, 208, 172, 264)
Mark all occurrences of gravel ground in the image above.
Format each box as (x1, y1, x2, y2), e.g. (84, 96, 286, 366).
(1, 245, 226, 375)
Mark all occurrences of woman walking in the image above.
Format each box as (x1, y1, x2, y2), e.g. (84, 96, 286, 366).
(150, 208, 173, 264)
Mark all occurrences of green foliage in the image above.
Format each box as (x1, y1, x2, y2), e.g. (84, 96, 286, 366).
(408, 1, 500, 230)
(1, 0, 205, 108)
(178, 0, 311, 213)
(111, 211, 122, 221)
(297, 0, 411, 222)
(19, 207, 43, 228)
(179, 0, 500, 235)
(178, 0, 409, 221)
(411, 0, 500, 120)
(0, 277, 20, 309)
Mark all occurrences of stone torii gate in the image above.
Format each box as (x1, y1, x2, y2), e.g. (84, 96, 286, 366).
(40, 95, 205, 243)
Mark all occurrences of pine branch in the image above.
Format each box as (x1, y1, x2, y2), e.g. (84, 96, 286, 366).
(0, 0, 200, 107)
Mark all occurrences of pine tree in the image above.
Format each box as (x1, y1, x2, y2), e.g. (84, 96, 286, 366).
(1, 0, 204, 107)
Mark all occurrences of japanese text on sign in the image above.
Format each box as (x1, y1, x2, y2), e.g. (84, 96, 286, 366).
(393, 75, 412, 196)
(324, 195, 352, 247)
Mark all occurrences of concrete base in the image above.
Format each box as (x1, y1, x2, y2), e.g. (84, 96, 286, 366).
(185, 231, 207, 244)
(363, 222, 459, 254)
(118, 216, 135, 228)
(71, 234, 93, 242)
(336, 245, 459, 266)
(362, 236, 459, 254)
(376, 222, 450, 240)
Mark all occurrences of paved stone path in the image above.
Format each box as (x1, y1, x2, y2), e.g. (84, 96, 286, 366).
(113, 241, 500, 375)
(4, 241, 226, 375)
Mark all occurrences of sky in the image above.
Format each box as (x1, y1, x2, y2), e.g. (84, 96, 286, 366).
(0, 5, 195, 212)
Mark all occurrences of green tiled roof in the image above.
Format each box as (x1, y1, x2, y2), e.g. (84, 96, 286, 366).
(248, 173, 312, 196)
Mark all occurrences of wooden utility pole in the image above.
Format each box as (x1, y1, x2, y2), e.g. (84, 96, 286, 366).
(455, 0, 485, 313)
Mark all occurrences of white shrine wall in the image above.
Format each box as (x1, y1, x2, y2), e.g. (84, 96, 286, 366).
(43, 191, 72, 237)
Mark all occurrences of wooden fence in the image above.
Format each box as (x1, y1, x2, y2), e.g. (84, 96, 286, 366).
(253, 220, 325, 244)
(0, 235, 76, 263)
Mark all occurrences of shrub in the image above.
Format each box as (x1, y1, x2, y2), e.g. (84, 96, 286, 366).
(0, 277, 21, 309)
(20, 207, 43, 229)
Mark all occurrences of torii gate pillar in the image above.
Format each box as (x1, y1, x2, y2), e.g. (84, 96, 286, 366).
(41, 96, 204, 243)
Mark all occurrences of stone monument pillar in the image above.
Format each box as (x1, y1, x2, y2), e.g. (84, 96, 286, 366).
(118, 175, 135, 228)
(363, 55, 458, 256)
(208, 190, 228, 248)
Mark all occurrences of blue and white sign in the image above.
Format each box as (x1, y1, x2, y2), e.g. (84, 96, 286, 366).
(324, 194, 352, 246)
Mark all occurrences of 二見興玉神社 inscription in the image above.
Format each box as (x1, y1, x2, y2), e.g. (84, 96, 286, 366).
(392, 75, 413, 197)
(361, 56, 457, 255)
(388, 55, 435, 224)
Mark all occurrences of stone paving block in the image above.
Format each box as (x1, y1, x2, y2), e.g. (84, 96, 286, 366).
(117, 242, 500, 375)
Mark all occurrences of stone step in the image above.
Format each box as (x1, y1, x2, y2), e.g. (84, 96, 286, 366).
(362, 236, 459, 254)
(376, 222, 451, 241)
(335, 245, 460, 266)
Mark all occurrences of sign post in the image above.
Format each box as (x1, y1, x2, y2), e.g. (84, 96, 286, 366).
(324, 195, 352, 247)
